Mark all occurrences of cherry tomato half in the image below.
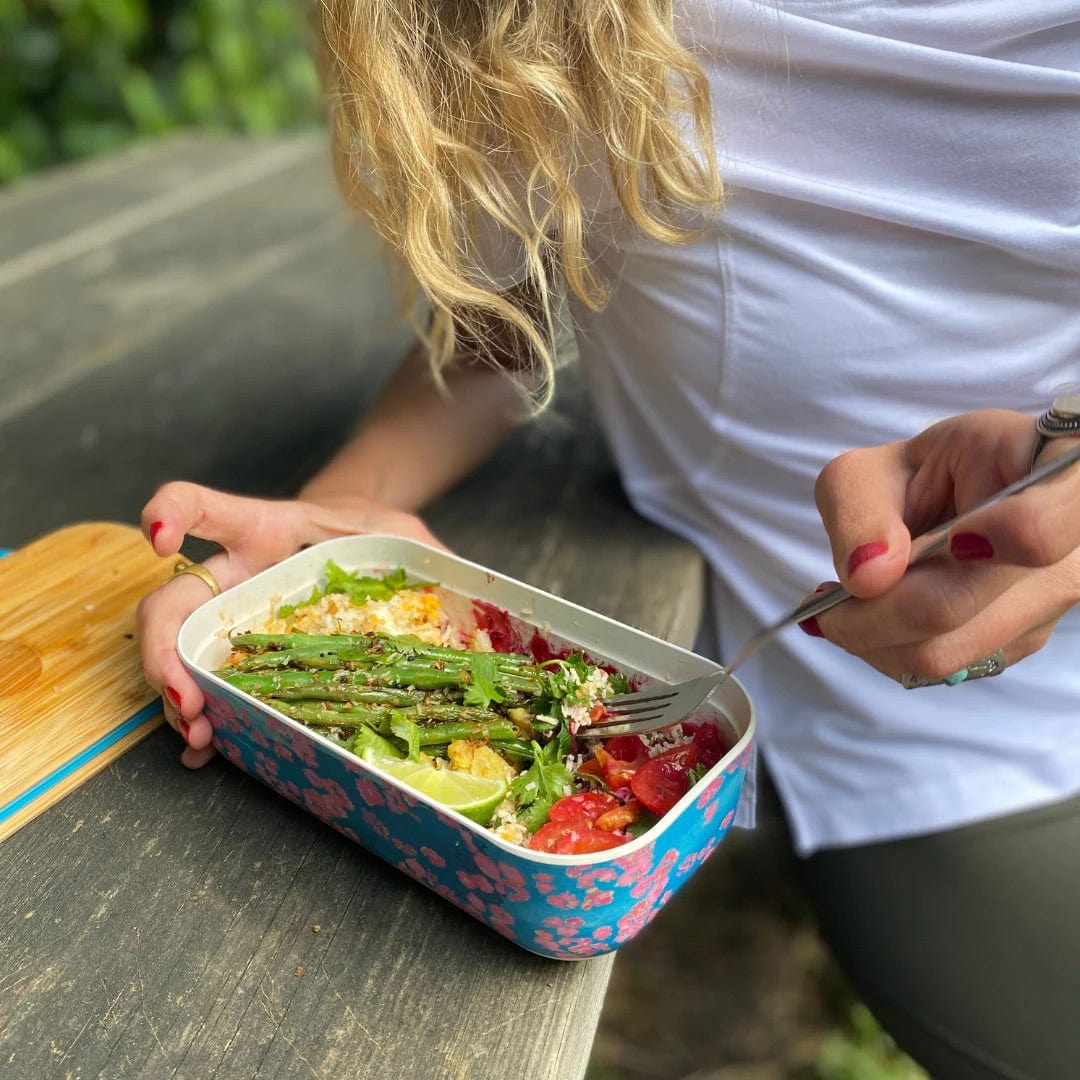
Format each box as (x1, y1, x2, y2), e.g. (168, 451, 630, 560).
(691, 722, 727, 770)
(528, 820, 630, 854)
(602, 735, 649, 763)
(630, 743, 699, 815)
(528, 820, 575, 852)
(568, 828, 629, 853)
(548, 791, 621, 825)
(591, 747, 638, 790)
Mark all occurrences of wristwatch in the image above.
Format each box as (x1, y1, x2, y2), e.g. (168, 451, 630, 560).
(1031, 383, 1080, 471)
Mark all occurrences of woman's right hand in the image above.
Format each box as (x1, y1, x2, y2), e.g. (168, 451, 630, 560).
(136, 480, 447, 768)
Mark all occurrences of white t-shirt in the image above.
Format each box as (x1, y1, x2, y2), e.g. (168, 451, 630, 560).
(566, 0, 1080, 853)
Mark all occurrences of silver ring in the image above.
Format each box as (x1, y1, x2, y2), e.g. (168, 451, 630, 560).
(901, 648, 1007, 690)
(1031, 383, 1080, 471)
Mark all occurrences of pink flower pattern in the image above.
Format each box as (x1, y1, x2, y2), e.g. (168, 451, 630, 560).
(199, 681, 749, 961)
(354, 777, 385, 807)
(547, 892, 580, 910)
(582, 890, 615, 910)
(253, 751, 280, 786)
(489, 905, 516, 937)
(300, 769, 354, 821)
(533, 873, 556, 895)
(421, 846, 446, 869)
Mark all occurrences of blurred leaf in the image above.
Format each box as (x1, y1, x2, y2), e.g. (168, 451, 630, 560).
(120, 67, 171, 134)
(166, 11, 199, 55)
(178, 57, 221, 124)
(282, 51, 320, 102)
(255, 0, 300, 39)
(814, 1003, 929, 1080)
(235, 87, 278, 133)
(85, 0, 146, 45)
(9, 26, 62, 69)
(0, 0, 28, 25)
(5, 111, 52, 164)
(0, 134, 27, 182)
(209, 28, 256, 87)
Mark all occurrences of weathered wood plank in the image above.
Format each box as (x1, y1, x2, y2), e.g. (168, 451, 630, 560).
(0, 232, 412, 548)
(0, 735, 610, 1080)
(0, 134, 705, 1080)
(0, 133, 295, 263)
(0, 133, 338, 425)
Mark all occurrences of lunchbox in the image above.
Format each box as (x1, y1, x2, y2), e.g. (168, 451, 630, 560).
(177, 535, 755, 960)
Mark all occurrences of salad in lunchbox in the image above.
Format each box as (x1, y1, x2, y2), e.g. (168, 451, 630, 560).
(214, 561, 728, 854)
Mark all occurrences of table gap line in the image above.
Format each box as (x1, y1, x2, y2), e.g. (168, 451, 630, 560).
(0, 218, 352, 427)
(0, 135, 324, 294)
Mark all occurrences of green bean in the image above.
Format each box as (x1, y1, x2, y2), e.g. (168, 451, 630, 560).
(268, 699, 511, 732)
(228, 632, 381, 652)
(221, 669, 423, 704)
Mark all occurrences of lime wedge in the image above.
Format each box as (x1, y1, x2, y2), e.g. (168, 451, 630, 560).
(377, 759, 509, 826)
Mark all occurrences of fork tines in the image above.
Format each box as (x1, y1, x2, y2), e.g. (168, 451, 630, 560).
(574, 714, 671, 739)
(595, 687, 681, 719)
(572, 671, 726, 740)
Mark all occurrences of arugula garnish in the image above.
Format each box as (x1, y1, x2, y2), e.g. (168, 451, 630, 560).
(389, 712, 421, 762)
(463, 652, 508, 710)
(510, 725, 573, 833)
(277, 562, 434, 617)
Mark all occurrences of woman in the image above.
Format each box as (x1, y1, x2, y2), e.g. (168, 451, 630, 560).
(139, 3, 1080, 1076)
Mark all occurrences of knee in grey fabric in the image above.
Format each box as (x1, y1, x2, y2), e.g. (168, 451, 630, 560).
(799, 794, 1080, 1080)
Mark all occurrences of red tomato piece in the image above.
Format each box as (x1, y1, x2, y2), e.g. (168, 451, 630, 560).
(602, 735, 649, 763)
(692, 722, 726, 770)
(548, 792, 620, 825)
(528, 820, 630, 854)
(588, 746, 638, 790)
(528, 821, 567, 851)
(630, 743, 699, 815)
(567, 828, 630, 853)
(575, 756, 605, 779)
(602, 756, 638, 791)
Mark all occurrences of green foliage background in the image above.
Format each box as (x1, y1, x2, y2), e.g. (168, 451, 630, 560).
(0, 0, 323, 183)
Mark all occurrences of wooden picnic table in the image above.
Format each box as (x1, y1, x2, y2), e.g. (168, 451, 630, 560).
(0, 132, 706, 1079)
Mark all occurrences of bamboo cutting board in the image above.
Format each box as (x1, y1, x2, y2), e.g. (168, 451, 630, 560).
(0, 522, 182, 841)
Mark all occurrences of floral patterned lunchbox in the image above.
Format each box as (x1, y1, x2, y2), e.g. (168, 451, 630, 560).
(177, 535, 755, 960)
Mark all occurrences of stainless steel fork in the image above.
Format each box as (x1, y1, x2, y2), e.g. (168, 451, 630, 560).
(577, 441, 1080, 739)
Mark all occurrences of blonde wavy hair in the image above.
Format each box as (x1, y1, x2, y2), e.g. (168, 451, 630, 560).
(318, 0, 721, 406)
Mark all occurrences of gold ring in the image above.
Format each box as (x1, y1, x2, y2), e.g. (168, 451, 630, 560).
(171, 561, 222, 597)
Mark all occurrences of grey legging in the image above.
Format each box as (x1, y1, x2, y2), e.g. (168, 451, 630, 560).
(799, 791, 1080, 1080)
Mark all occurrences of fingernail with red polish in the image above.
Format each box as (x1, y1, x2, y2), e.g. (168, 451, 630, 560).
(164, 685, 182, 709)
(150, 521, 163, 543)
(847, 540, 889, 577)
(178, 717, 190, 739)
(799, 616, 825, 638)
(950, 533, 995, 560)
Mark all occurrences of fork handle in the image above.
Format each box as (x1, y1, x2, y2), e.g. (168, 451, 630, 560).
(763, 441, 1080, 646)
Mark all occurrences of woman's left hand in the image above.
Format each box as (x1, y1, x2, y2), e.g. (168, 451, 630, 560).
(807, 408, 1080, 685)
